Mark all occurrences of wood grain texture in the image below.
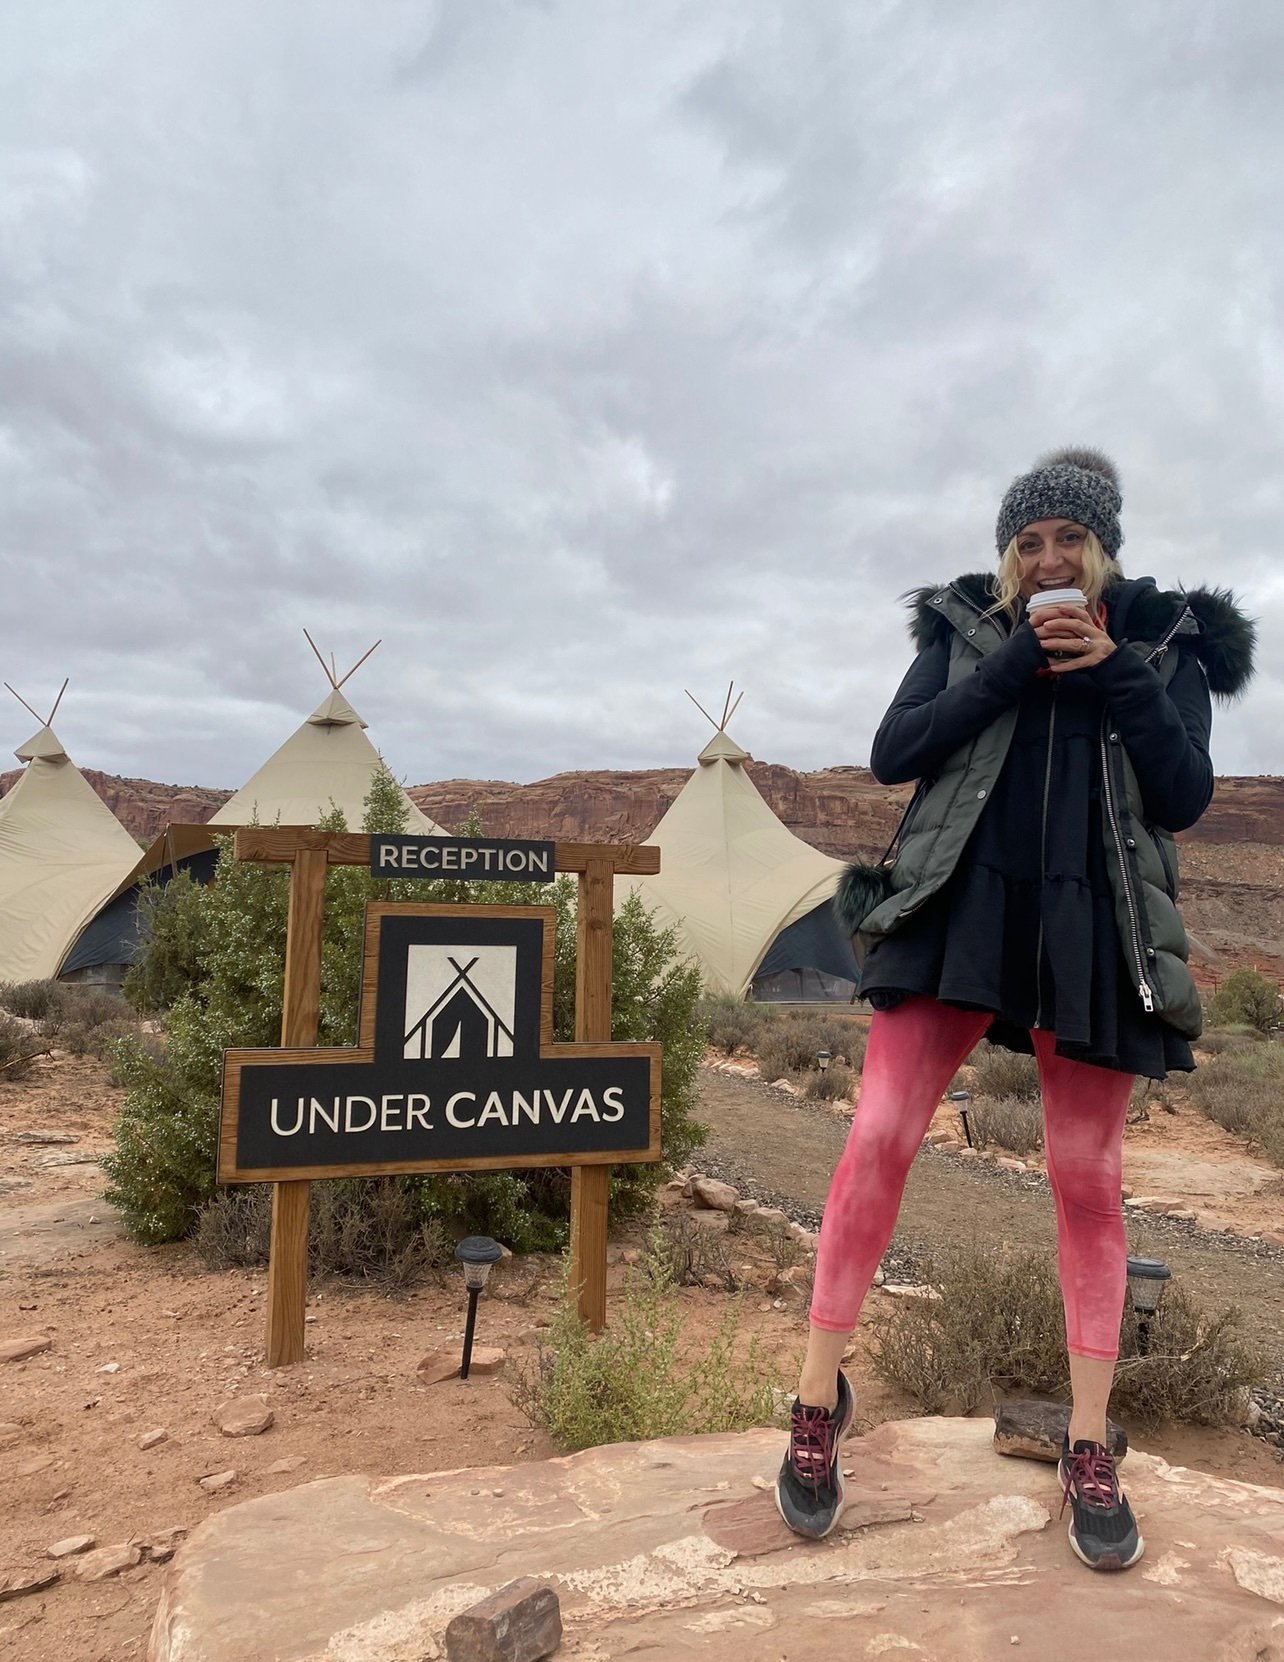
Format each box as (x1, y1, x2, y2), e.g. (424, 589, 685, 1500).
(570, 857, 616, 1332)
(267, 846, 326, 1367)
(265, 1179, 310, 1368)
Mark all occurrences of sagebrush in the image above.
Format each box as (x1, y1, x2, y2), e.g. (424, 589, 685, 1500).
(870, 1242, 1265, 1426)
(1187, 1043, 1284, 1168)
(699, 996, 775, 1056)
(756, 1011, 866, 1084)
(967, 1095, 1044, 1155)
(967, 1042, 1041, 1101)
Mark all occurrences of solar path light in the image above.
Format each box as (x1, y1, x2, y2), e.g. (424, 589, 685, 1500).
(455, 1235, 504, 1379)
(947, 1088, 973, 1148)
(816, 1049, 831, 1073)
(1125, 1256, 1171, 1355)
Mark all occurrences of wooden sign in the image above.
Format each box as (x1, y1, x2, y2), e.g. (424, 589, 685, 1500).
(369, 835, 555, 881)
(217, 827, 662, 1366)
(219, 905, 659, 1181)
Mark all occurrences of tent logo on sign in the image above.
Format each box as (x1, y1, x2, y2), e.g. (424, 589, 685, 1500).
(404, 947, 516, 1060)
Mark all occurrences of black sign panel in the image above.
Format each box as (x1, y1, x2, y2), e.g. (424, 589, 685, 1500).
(369, 836, 556, 882)
(218, 904, 660, 1182)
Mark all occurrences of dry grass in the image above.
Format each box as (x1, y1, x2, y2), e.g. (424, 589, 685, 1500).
(756, 1012, 866, 1084)
(967, 1095, 1044, 1156)
(1187, 1044, 1284, 1168)
(968, 1042, 1041, 1101)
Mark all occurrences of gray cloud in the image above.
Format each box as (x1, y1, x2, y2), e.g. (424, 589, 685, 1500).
(1, 0, 1280, 798)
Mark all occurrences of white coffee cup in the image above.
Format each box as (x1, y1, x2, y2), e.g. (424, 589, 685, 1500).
(1026, 587, 1087, 613)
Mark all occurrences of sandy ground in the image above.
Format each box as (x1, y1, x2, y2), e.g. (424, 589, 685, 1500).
(2, 1049, 1282, 1660)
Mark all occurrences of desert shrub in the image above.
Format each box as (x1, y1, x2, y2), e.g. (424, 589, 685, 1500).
(804, 1059, 856, 1101)
(969, 1043, 1041, 1102)
(756, 1012, 865, 1083)
(123, 872, 209, 1014)
(1197, 1024, 1267, 1057)
(513, 1245, 780, 1449)
(699, 996, 773, 1056)
(968, 1095, 1044, 1155)
(1206, 969, 1283, 1035)
(0, 980, 73, 1021)
(195, 1186, 274, 1269)
(105, 776, 707, 1246)
(0, 1011, 51, 1080)
(195, 1179, 455, 1287)
(1187, 1045, 1284, 1167)
(648, 1208, 735, 1288)
(870, 1242, 1265, 1426)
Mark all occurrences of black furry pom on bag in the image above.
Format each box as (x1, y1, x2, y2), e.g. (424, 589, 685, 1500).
(833, 780, 929, 951)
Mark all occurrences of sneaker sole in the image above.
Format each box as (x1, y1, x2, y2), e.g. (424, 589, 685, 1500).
(774, 1380, 855, 1540)
(1068, 1523, 1145, 1572)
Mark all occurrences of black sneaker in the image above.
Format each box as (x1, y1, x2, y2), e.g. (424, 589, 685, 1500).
(1058, 1438, 1144, 1570)
(775, 1370, 854, 1539)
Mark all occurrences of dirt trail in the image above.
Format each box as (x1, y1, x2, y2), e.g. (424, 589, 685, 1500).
(694, 1067, 1284, 1380)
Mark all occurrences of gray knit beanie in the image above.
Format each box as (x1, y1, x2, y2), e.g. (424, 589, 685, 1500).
(995, 447, 1123, 558)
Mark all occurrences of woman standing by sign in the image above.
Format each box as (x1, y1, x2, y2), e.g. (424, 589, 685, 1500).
(775, 448, 1255, 1570)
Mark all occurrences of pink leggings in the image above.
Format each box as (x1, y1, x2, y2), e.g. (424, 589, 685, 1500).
(810, 997, 1134, 1361)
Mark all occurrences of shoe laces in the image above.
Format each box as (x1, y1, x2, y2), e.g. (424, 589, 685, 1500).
(789, 1403, 837, 1492)
(1060, 1444, 1120, 1518)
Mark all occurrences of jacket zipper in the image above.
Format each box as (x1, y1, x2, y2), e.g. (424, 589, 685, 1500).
(1097, 601, 1192, 1012)
(1100, 721, 1154, 1012)
(1034, 688, 1058, 1029)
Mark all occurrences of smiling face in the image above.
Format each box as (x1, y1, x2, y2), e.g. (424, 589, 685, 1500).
(1014, 519, 1088, 600)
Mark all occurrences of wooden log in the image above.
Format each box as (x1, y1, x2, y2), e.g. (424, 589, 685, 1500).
(569, 856, 614, 1332)
(444, 1577, 562, 1662)
(993, 1399, 1128, 1464)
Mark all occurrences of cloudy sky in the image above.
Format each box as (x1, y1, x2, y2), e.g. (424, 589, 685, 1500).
(2, 0, 1281, 793)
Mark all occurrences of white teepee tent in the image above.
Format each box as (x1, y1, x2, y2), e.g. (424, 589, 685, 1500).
(0, 717, 142, 983)
(207, 685, 443, 835)
(618, 699, 848, 998)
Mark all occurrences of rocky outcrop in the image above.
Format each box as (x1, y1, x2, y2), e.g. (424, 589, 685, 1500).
(149, 1417, 1284, 1662)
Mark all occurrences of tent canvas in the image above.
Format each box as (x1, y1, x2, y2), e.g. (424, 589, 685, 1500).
(58, 686, 445, 979)
(618, 725, 851, 999)
(0, 725, 142, 983)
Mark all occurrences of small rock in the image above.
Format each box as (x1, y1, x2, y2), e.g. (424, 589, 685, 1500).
(956, 1147, 981, 1160)
(733, 1198, 762, 1215)
(213, 1396, 274, 1437)
(872, 1265, 885, 1286)
(465, 1347, 506, 1376)
(0, 1566, 60, 1602)
(996, 1157, 1026, 1173)
(416, 1348, 463, 1385)
(198, 1470, 238, 1494)
(96, 1361, 121, 1375)
(138, 1427, 168, 1450)
(686, 1208, 729, 1232)
(881, 1283, 941, 1301)
(444, 1575, 562, 1662)
(16, 1456, 54, 1477)
(934, 1138, 966, 1153)
(689, 1175, 739, 1212)
(47, 1535, 96, 1559)
(0, 1336, 52, 1364)
(73, 1543, 141, 1582)
(754, 1207, 790, 1228)
(265, 1456, 306, 1475)
(135, 1526, 188, 1563)
(14, 1130, 77, 1145)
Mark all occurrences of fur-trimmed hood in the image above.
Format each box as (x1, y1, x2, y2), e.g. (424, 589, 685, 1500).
(906, 573, 1256, 700)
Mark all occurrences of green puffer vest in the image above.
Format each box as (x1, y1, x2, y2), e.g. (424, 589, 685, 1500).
(856, 581, 1204, 1038)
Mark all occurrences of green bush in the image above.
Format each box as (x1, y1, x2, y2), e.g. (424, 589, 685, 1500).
(1206, 969, 1283, 1035)
(513, 1243, 782, 1449)
(123, 873, 209, 1014)
(870, 1242, 1265, 1426)
(1187, 1044, 1284, 1168)
(104, 774, 708, 1248)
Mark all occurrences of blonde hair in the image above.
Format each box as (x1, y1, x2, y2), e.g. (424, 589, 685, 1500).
(987, 529, 1121, 622)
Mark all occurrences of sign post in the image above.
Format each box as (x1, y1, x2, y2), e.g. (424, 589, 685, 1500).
(222, 829, 661, 1366)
